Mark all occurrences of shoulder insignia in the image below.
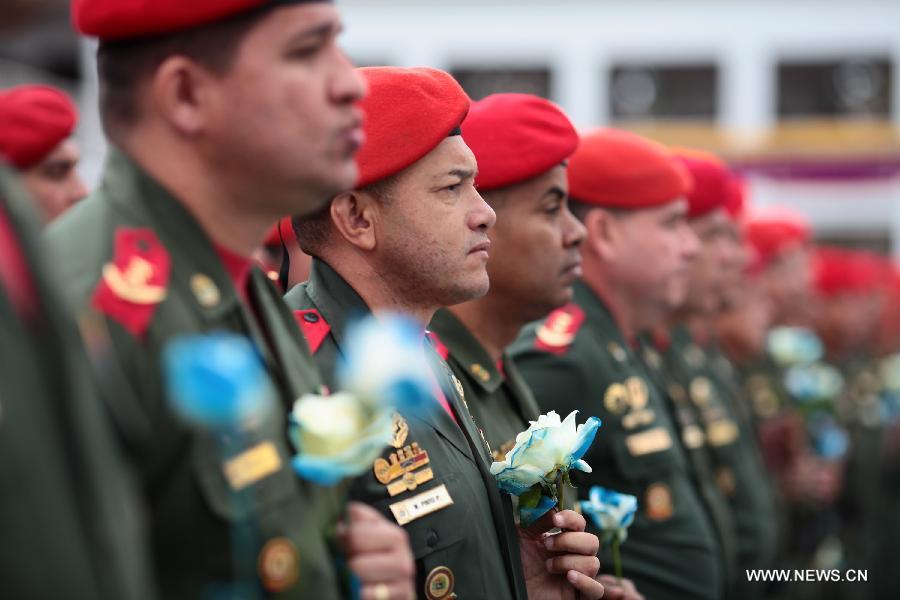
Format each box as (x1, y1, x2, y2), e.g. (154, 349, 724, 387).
(91, 227, 170, 337)
(535, 303, 584, 354)
(426, 330, 450, 361)
(292, 308, 330, 354)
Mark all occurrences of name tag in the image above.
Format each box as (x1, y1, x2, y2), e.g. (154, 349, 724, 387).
(625, 426, 673, 456)
(390, 484, 454, 525)
(223, 441, 282, 490)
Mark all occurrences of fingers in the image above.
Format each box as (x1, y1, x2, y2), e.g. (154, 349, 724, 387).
(348, 552, 415, 584)
(565, 570, 606, 599)
(551, 509, 587, 532)
(359, 581, 415, 600)
(343, 508, 412, 556)
(543, 530, 600, 556)
(546, 554, 600, 578)
(347, 501, 389, 523)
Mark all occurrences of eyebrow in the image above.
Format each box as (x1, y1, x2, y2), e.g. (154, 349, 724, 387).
(445, 167, 477, 181)
(544, 185, 566, 200)
(286, 20, 343, 45)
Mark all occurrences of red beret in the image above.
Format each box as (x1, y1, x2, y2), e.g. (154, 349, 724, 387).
(814, 247, 884, 297)
(671, 148, 731, 218)
(461, 93, 578, 191)
(567, 128, 692, 209)
(744, 207, 811, 268)
(355, 67, 470, 189)
(0, 85, 78, 170)
(725, 176, 747, 219)
(72, 0, 328, 40)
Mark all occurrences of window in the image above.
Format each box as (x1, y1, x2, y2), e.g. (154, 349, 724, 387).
(450, 67, 551, 101)
(777, 57, 892, 118)
(610, 63, 718, 120)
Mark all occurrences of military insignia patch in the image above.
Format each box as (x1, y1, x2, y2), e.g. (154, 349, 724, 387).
(469, 363, 490, 383)
(390, 412, 409, 449)
(607, 341, 627, 363)
(689, 377, 713, 406)
(625, 426, 673, 456)
(190, 273, 220, 308)
(223, 441, 283, 490)
(715, 467, 737, 498)
(258, 537, 299, 592)
(91, 227, 170, 336)
(535, 304, 584, 354)
(706, 419, 740, 447)
(684, 343, 706, 369)
(643, 347, 663, 371)
(604, 383, 630, 415)
(424, 566, 457, 599)
(645, 482, 674, 521)
(373, 442, 434, 496)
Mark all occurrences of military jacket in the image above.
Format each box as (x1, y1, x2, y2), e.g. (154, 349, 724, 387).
(660, 328, 778, 593)
(637, 333, 738, 592)
(284, 259, 527, 600)
(45, 150, 344, 599)
(1, 165, 155, 600)
(510, 280, 723, 600)
(428, 308, 541, 462)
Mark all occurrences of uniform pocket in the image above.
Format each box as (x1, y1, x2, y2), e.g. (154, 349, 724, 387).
(376, 472, 467, 559)
(192, 425, 300, 521)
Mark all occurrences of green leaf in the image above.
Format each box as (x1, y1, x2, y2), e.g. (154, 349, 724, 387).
(520, 484, 543, 509)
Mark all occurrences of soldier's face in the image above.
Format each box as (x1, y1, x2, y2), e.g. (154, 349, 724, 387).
(684, 208, 740, 314)
(206, 3, 365, 216)
(20, 138, 88, 225)
(375, 137, 495, 309)
(762, 246, 813, 325)
(484, 165, 586, 320)
(605, 199, 699, 322)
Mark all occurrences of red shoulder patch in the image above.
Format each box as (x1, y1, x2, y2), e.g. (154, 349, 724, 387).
(91, 227, 170, 337)
(535, 304, 585, 355)
(293, 308, 331, 354)
(426, 330, 450, 361)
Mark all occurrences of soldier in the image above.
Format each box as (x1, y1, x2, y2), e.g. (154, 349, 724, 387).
(426, 93, 642, 600)
(1, 160, 155, 599)
(0, 85, 88, 224)
(287, 67, 604, 600)
(511, 129, 727, 600)
(650, 150, 778, 599)
(46, 1, 414, 598)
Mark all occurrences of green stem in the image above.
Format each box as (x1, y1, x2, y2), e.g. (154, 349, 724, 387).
(612, 535, 623, 586)
(556, 471, 565, 512)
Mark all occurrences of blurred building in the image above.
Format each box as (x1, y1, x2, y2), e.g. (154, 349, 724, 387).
(3, 0, 900, 254)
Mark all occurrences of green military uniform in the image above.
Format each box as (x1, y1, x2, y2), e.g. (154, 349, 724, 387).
(428, 308, 541, 462)
(636, 333, 739, 596)
(284, 259, 528, 600)
(45, 150, 346, 599)
(1, 165, 155, 599)
(510, 280, 724, 600)
(657, 327, 778, 599)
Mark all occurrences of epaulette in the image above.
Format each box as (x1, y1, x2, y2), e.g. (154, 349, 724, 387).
(534, 303, 584, 355)
(91, 227, 169, 337)
(426, 330, 450, 361)
(293, 308, 330, 354)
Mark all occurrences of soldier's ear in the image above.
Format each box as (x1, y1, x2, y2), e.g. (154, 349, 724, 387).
(330, 190, 378, 252)
(582, 207, 618, 261)
(151, 56, 217, 136)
